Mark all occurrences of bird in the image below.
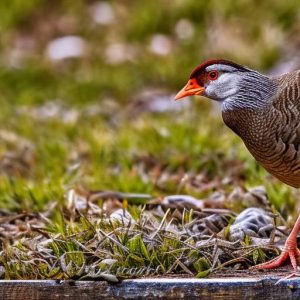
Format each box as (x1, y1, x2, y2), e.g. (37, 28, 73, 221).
(175, 59, 300, 271)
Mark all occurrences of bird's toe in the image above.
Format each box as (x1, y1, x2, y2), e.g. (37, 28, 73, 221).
(251, 248, 300, 270)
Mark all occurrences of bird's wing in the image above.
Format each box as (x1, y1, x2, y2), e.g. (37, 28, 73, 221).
(275, 71, 300, 106)
(269, 71, 300, 187)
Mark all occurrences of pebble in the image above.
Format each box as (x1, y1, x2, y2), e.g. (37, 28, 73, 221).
(162, 195, 204, 210)
(89, 1, 115, 25)
(46, 36, 87, 61)
(175, 19, 195, 40)
(229, 207, 274, 241)
(149, 34, 173, 56)
(110, 209, 136, 225)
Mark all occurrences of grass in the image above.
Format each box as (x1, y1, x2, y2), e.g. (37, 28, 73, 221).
(0, 0, 298, 279)
(0, 201, 281, 280)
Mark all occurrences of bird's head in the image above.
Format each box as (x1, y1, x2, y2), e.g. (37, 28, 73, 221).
(175, 59, 277, 110)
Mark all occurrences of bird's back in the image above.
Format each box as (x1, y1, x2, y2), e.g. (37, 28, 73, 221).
(222, 70, 300, 188)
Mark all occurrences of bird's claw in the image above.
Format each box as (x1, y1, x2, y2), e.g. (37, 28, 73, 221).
(251, 245, 300, 270)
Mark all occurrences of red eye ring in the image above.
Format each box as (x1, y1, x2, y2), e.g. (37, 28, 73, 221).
(208, 71, 219, 81)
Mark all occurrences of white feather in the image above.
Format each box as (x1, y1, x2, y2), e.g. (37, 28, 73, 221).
(205, 73, 240, 100)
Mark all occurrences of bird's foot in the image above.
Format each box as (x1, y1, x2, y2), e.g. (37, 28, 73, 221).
(251, 240, 300, 270)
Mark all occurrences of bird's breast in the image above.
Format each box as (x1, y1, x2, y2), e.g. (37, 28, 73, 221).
(222, 107, 300, 188)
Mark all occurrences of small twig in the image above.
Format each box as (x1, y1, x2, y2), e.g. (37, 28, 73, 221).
(150, 209, 170, 239)
(97, 228, 129, 253)
(88, 191, 152, 202)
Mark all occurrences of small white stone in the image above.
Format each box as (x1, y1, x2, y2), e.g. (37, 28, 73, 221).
(46, 36, 86, 61)
(149, 34, 173, 56)
(149, 94, 189, 112)
(89, 1, 115, 25)
(162, 195, 204, 209)
(105, 43, 136, 64)
(175, 19, 194, 40)
(100, 259, 118, 265)
(110, 209, 136, 225)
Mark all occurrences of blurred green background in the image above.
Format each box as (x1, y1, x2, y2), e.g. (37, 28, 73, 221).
(0, 0, 299, 215)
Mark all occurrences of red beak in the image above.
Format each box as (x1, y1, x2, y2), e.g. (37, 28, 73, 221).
(175, 78, 205, 100)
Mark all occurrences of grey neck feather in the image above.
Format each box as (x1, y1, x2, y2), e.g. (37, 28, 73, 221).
(221, 71, 278, 112)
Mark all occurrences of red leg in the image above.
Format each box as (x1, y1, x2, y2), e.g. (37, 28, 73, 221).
(252, 214, 300, 270)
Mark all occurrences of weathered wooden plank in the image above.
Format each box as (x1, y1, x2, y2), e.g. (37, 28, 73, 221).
(0, 277, 299, 300)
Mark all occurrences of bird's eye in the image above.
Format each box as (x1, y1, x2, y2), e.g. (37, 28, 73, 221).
(208, 71, 218, 81)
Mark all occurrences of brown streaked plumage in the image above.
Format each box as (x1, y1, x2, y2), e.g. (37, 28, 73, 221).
(223, 70, 300, 188)
(175, 59, 300, 272)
